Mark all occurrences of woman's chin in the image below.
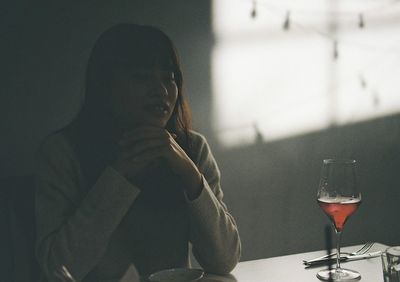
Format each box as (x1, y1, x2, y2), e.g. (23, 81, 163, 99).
(130, 119, 167, 129)
(141, 116, 169, 128)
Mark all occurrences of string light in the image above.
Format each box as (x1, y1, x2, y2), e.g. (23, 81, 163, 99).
(243, 0, 400, 53)
(248, 0, 400, 19)
(239, 0, 400, 117)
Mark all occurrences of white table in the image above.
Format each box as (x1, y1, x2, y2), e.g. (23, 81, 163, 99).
(202, 243, 387, 282)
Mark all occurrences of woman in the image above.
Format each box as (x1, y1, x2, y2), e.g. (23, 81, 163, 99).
(35, 23, 241, 281)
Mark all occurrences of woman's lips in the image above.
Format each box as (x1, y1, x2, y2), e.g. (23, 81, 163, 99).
(144, 102, 170, 117)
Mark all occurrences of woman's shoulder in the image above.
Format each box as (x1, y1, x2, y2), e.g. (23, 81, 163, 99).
(188, 130, 208, 150)
(188, 130, 216, 163)
(189, 130, 206, 141)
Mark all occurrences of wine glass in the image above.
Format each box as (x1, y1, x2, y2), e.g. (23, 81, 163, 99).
(316, 159, 362, 281)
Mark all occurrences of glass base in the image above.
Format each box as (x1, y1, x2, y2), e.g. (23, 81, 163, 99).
(317, 268, 361, 281)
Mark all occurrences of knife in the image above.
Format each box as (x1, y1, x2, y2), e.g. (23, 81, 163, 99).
(303, 251, 382, 267)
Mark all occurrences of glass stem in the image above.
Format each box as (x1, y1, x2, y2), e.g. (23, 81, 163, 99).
(335, 230, 342, 270)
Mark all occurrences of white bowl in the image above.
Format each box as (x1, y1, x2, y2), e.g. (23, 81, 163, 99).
(148, 268, 204, 282)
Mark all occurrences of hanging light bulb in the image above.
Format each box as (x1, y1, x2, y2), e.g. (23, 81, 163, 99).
(253, 122, 264, 144)
(372, 90, 380, 107)
(251, 0, 257, 19)
(358, 13, 365, 29)
(359, 74, 367, 89)
(333, 40, 339, 60)
(283, 11, 290, 31)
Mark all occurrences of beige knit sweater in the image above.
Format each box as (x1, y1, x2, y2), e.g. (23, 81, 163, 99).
(34, 130, 241, 282)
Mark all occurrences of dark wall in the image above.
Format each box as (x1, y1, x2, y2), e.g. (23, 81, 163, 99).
(0, 0, 213, 177)
(1, 0, 399, 264)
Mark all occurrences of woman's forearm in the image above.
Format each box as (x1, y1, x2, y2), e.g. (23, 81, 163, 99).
(187, 177, 241, 274)
(36, 166, 140, 281)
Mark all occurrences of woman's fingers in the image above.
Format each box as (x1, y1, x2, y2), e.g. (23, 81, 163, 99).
(127, 146, 169, 166)
(120, 139, 170, 159)
(112, 126, 188, 181)
(119, 127, 175, 146)
(123, 126, 164, 137)
(112, 145, 170, 179)
(123, 146, 171, 178)
(119, 131, 169, 146)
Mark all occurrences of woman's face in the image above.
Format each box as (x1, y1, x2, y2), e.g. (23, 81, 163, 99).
(111, 65, 178, 129)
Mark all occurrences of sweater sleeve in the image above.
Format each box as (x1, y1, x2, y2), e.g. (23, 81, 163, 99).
(186, 133, 241, 275)
(34, 134, 141, 281)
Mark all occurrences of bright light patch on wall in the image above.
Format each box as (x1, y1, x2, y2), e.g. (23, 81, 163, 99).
(212, 0, 400, 148)
(212, 37, 331, 147)
(334, 25, 400, 124)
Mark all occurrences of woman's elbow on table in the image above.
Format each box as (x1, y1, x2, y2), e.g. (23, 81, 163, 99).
(199, 243, 241, 275)
(202, 258, 239, 275)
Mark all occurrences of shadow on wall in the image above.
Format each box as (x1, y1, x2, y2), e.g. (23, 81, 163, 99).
(217, 113, 400, 261)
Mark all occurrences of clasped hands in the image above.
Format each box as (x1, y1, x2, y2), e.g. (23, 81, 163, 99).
(111, 126, 202, 200)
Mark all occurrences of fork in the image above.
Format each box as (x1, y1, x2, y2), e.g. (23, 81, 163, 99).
(303, 242, 375, 264)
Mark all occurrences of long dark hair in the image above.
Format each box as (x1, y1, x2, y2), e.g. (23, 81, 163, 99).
(64, 24, 193, 189)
